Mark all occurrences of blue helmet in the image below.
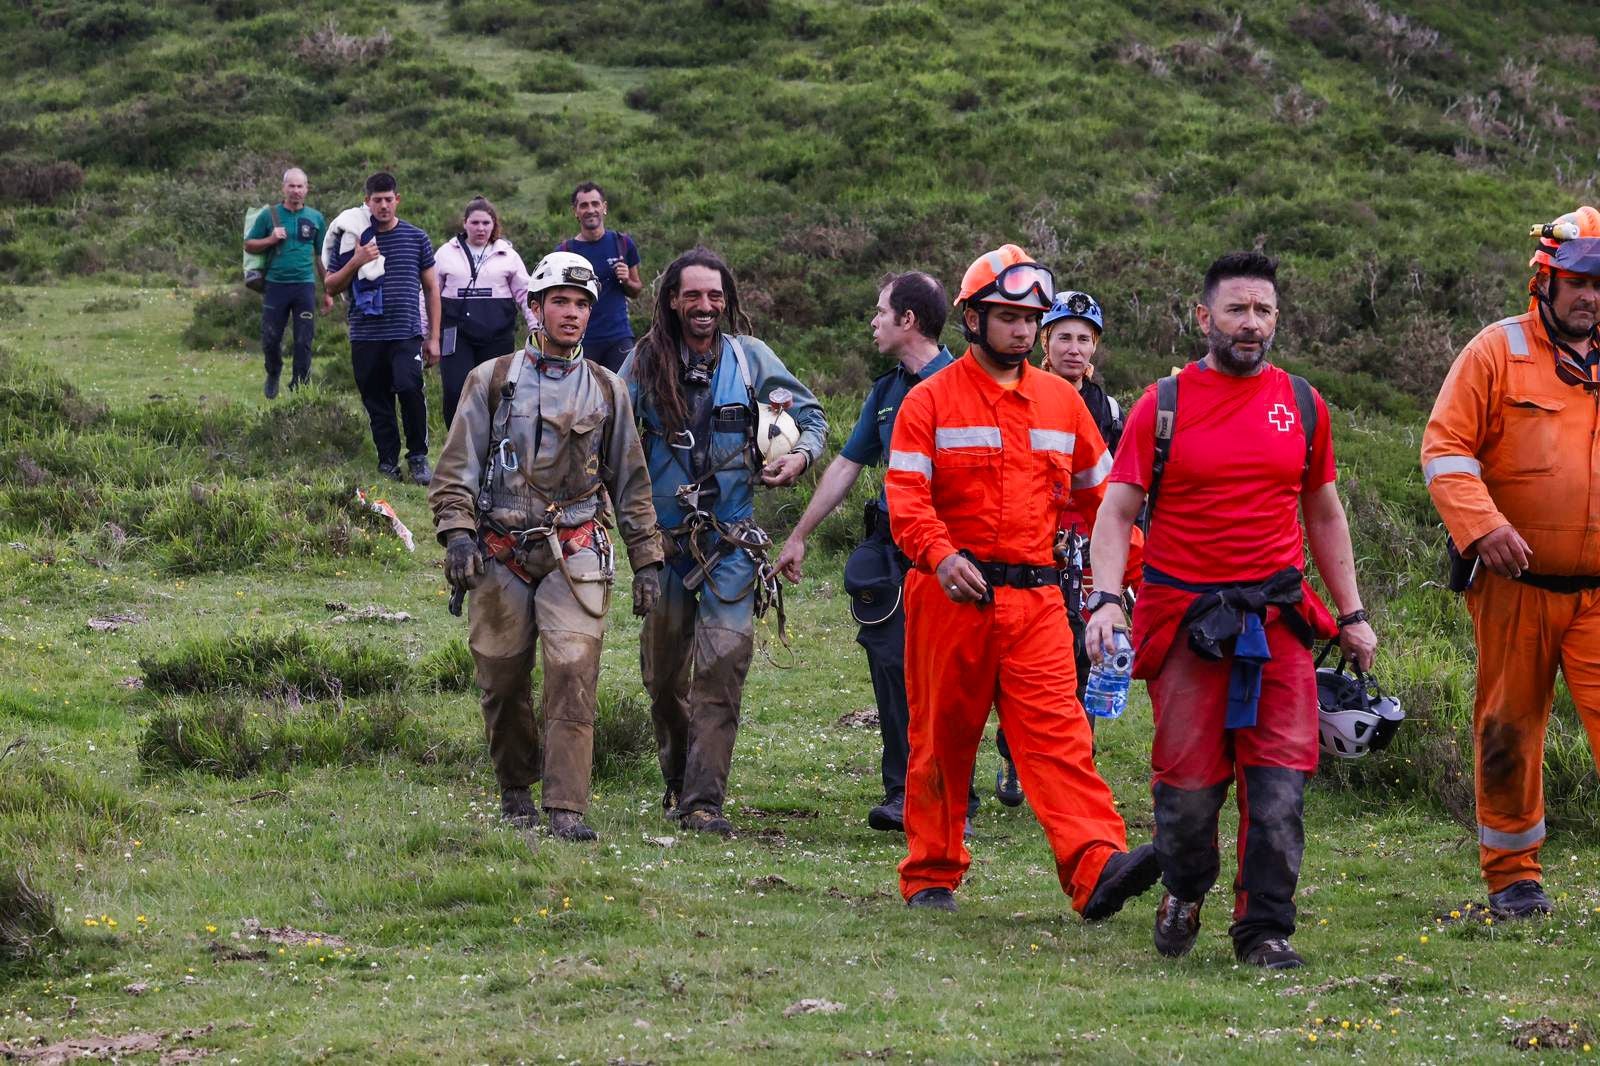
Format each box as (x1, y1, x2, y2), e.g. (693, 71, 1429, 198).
(1041, 290, 1104, 334)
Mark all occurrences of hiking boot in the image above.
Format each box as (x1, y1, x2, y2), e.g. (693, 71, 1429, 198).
(682, 809, 734, 837)
(906, 888, 957, 913)
(1237, 936, 1304, 970)
(500, 787, 539, 829)
(378, 461, 404, 482)
(1153, 892, 1203, 958)
(963, 816, 974, 839)
(995, 759, 1024, 807)
(408, 456, 432, 486)
(1082, 843, 1162, 921)
(1488, 879, 1554, 919)
(662, 787, 681, 821)
(288, 373, 308, 391)
(546, 808, 598, 842)
(264, 373, 280, 400)
(867, 796, 904, 832)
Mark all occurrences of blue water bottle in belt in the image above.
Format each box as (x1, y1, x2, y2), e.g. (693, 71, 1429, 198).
(1084, 630, 1133, 719)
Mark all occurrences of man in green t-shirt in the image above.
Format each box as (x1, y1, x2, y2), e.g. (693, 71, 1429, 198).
(244, 167, 333, 398)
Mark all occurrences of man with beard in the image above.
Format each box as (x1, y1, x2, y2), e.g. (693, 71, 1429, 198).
(558, 183, 643, 373)
(1422, 207, 1600, 919)
(886, 244, 1160, 918)
(1086, 251, 1377, 969)
(622, 247, 826, 837)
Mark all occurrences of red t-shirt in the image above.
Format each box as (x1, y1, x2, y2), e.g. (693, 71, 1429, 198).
(1109, 362, 1335, 585)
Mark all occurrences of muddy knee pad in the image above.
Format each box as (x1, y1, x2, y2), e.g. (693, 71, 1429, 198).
(539, 631, 603, 813)
(1153, 780, 1229, 901)
(475, 653, 538, 789)
(1230, 766, 1307, 945)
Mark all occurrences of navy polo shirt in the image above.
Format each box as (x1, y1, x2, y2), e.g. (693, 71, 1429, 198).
(841, 346, 954, 498)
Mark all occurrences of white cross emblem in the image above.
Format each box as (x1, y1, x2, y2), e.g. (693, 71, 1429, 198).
(1268, 403, 1295, 432)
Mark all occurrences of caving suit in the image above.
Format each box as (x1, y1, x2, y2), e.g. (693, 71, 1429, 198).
(1422, 308, 1600, 892)
(885, 352, 1129, 910)
(622, 335, 826, 818)
(429, 345, 662, 814)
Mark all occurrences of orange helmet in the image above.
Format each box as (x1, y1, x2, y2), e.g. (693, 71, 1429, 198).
(956, 244, 1055, 312)
(1530, 205, 1600, 276)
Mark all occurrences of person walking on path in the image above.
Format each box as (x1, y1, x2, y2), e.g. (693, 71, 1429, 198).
(430, 251, 662, 841)
(243, 167, 332, 397)
(886, 244, 1159, 919)
(558, 182, 642, 373)
(621, 247, 826, 837)
(432, 196, 536, 428)
(1422, 206, 1600, 920)
(1087, 251, 1377, 969)
(325, 171, 441, 485)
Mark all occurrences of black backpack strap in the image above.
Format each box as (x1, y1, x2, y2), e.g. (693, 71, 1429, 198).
(1145, 374, 1179, 524)
(1288, 373, 1317, 478)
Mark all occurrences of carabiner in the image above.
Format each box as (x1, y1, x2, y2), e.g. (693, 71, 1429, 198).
(498, 438, 519, 472)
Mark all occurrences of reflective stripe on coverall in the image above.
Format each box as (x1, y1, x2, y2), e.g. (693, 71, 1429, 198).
(1422, 310, 1600, 891)
(885, 352, 1128, 910)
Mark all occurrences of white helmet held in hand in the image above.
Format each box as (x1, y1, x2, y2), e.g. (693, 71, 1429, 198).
(529, 251, 600, 301)
(757, 387, 801, 463)
(1316, 645, 1405, 759)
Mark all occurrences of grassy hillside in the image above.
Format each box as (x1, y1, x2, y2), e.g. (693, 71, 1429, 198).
(3, 1, 1600, 1061)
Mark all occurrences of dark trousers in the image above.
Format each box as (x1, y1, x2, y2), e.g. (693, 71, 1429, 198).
(857, 606, 978, 814)
(441, 327, 516, 429)
(350, 338, 429, 466)
(262, 282, 315, 387)
(583, 334, 634, 373)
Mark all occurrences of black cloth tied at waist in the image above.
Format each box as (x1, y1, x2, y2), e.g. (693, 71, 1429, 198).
(1143, 564, 1312, 729)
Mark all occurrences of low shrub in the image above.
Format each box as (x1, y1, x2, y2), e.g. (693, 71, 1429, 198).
(418, 639, 476, 693)
(594, 690, 654, 780)
(0, 161, 85, 206)
(520, 55, 591, 94)
(0, 868, 59, 972)
(139, 629, 410, 698)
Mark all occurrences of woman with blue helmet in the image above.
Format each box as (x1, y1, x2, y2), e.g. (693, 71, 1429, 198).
(1041, 290, 1123, 450)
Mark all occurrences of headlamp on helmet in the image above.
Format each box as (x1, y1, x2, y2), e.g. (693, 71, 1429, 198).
(1315, 644, 1405, 760)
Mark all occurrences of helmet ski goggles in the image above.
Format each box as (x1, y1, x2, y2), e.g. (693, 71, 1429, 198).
(973, 262, 1056, 311)
(558, 264, 597, 285)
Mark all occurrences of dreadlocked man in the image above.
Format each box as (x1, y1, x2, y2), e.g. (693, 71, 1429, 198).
(621, 247, 827, 837)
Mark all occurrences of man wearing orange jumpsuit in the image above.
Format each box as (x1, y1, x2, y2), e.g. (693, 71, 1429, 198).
(885, 244, 1160, 917)
(1422, 206, 1600, 919)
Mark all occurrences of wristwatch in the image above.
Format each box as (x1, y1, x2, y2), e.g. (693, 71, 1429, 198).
(1084, 590, 1125, 615)
(1337, 609, 1369, 629)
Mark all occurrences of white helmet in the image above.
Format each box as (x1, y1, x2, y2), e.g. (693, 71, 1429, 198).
(529, 251, 600, 301)
(1316, 647, 1404, 760)
(757, 387, 801, 463)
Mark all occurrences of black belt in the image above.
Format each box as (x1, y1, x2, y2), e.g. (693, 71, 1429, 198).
(971, 559, 1061, 590)
(1515, 571, 1600, 593)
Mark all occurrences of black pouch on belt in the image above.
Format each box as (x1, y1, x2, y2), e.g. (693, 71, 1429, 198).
(1445, 535, 1479, 593)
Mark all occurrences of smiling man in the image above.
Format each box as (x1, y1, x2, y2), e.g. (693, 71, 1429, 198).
(429, 251, 662, 842)
(557, 182, 642, 373)
(621, 246, 826, 837)
(1422, 207, 1600, 920)
(885, 244, 1160, 920)
(1087, 251, 1377, 969)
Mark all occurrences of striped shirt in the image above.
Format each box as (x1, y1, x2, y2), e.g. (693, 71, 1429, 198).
(334, 219, 435, 342)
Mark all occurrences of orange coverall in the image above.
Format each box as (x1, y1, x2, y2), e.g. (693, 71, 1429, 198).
(885, 352, 1130, 909)
(1422, 309, 1600, 891)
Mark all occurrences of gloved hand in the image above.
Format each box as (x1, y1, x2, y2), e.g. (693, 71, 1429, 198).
(632, 563, 662, 617)
(445, 532, 483, 592)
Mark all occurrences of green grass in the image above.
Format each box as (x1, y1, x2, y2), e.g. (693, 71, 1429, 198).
(4, 0, 1600, 1059)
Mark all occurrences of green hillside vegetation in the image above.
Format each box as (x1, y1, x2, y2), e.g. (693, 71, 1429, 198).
(3, 0, 1600, 1061)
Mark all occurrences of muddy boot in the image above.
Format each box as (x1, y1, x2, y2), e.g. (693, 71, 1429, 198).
(682, 809, 734, 837)
(995, 759, 1024, 807)
(1237, 935, 1304, 970)
(1488, 879, 1554, 919)
(662, 787, 681, 821)
(907, 888, 957, 912)
(501, 787, 539, 828)
(546, 808, 598, 842)
(1082, 843, 1162, 921)
(1154, 892, 1203, 958)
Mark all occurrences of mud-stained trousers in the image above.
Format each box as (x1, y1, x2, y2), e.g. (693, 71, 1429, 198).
(1466, 572, 1600, 892)
(1147, 616, 1317, 950)
(468, 547, 609, 814)
(898, 571, 1128, 910)
(641, 547, 756, 817)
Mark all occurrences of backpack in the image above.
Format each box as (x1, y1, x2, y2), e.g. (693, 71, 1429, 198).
(559, 231, 631, 273)
(1144, 371, 1318, 526)
(242, 204, 281, 293)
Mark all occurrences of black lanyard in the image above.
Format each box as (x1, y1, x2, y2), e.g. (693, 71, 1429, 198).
(457, 235, 491, 290)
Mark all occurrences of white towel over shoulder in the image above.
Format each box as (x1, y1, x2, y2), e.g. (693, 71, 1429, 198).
(322, 205, 384, 280)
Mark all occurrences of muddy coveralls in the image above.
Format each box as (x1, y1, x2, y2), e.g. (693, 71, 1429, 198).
(1422, 309, 1600, 893)
(621, 335, 826, 819)
(885, 352, 1132, 910)
(429, 346, 662, 814)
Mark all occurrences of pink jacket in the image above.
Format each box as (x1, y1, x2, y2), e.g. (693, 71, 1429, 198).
(424, 236, 537, 334)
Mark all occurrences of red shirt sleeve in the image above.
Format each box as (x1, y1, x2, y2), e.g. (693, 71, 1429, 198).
(1302, 388, 1336, 492)
(1109, 385, 1158, 490)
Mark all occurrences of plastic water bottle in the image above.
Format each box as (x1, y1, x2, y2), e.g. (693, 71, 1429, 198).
(1084, 630, 1133, 720)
